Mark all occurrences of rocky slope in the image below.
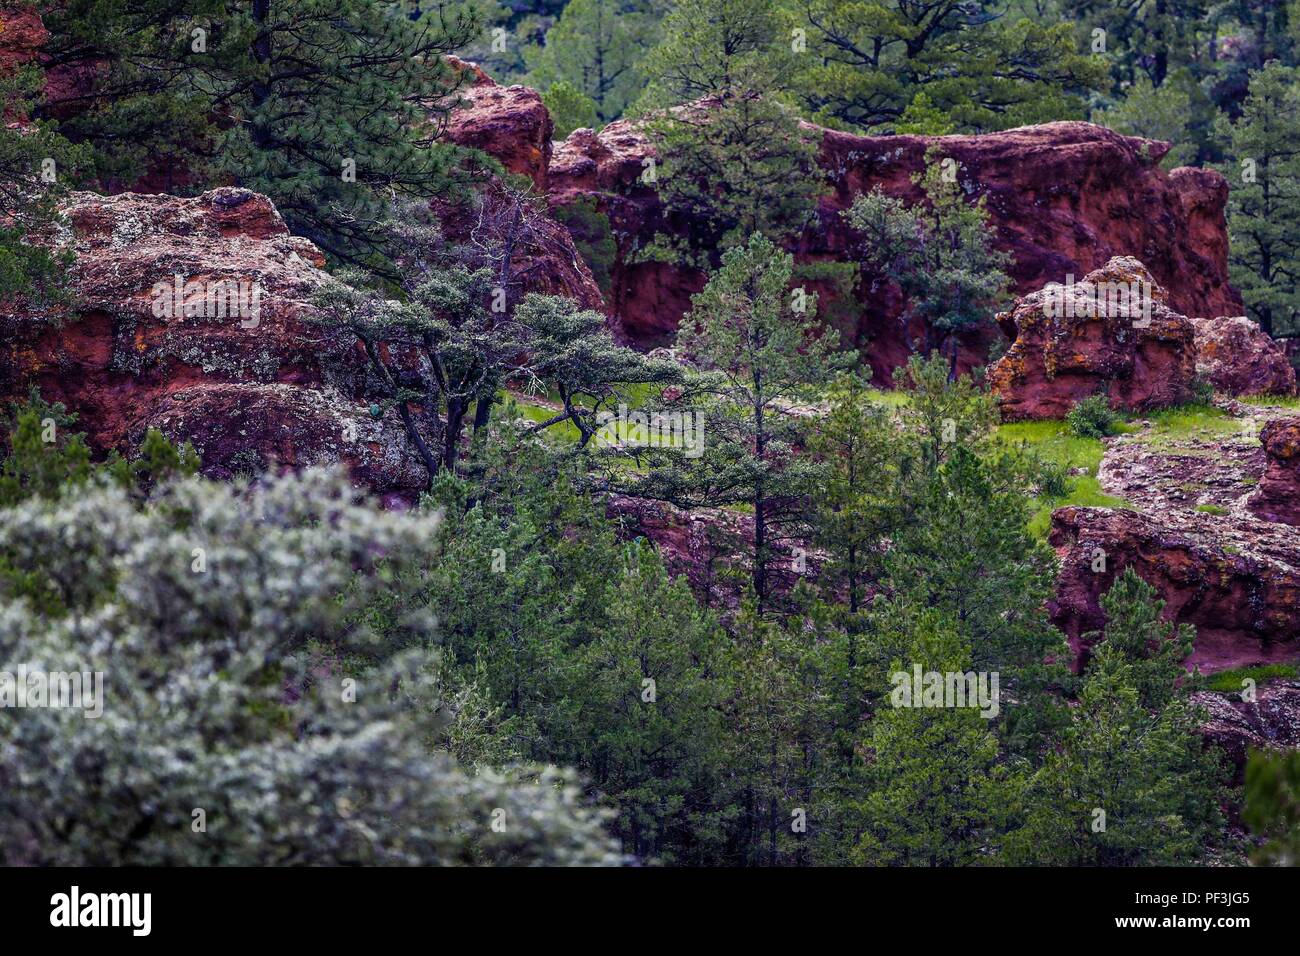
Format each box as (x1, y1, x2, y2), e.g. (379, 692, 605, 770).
(1052, 394, 1300, 664)
(549, 115, 1241, 382)
(1194, 681, 1300, 780)
(1049, 504, 1300, 672)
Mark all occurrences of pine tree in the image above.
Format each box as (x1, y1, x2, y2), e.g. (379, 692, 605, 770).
(843, 151, 1013, 374)
(1244, 748, 1300, 865)
(661, 234, 853, 611)
(784, 0, 1107, 133)
(1098, 71, 1200, 168)
(313, 199, 678, 483)
(566, 540, 733, 863)
(526, 0, 656, 125)
(40, 1, 483, 266)
(1060, 0, 1214, 91)
(849, 605, 1021, 866)
(807, 370, 899, 618)
(1217, 60, 1300, 338)
(634, 0, 823, 266)
(541, 80, 599, 138)
(722, 596, 835, 866)
(1007, 569, 1227, 865)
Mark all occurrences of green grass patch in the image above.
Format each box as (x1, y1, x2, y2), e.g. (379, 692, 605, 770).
(995, 419, 1106, 472)
(866, 388, 912, 409)
(994, 419, 1128, 538)
(1200, 663, 1299, 694)
(1130, 403, 1236, 439)
(1239, 393, 1300, 408)
(1027, 476, 1127, 538)
(1195, 503, 1229, 516)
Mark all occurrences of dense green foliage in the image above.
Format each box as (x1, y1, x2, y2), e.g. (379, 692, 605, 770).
(843, 152, 1013, 368)
(1218, 60, 1300, 338)
(7, 0, 1299, 869)
(39, 0, 483, 266)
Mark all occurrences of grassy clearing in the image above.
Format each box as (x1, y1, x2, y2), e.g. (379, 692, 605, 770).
(994, 419, 1128, 538)
(996, 419, 1106, 472)
(1200, 663, 1299, 694)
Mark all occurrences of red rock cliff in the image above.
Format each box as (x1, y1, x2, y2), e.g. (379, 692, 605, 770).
(549, 116, 1241, 382)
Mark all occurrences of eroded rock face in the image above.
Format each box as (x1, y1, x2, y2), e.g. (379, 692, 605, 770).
(1247, 418, 1300, 526)
(136, 383, 426, 496)
(988, 257, 1197, 419)
(1192, 315, 1297, 397)
(445, 56, 553, 189)
(1048, 505, 1300, 673)
(0, 187, 427, 492)
(549, 116, 1240, 381)
(0, 183, 605, 493)
(1194, 681, 1300, 780)
(437, 61, 602, 310)
(430, 185, 604, 312)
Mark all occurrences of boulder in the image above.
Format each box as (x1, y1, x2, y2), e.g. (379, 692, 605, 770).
(1048, 505, 1300, 673)
(988, 257, 1197, 419)
(444, 56, 554, 190)
(1247, 418, 1300, 526)
(1191, 314, 1297, 397)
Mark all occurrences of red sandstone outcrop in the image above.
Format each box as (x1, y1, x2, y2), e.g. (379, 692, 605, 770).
(549, 116, 1240, 381)
(444, 56, 553, 190)
(1247, 418, 1300, 526)
(988, 257, 1197, 419)
(0, 187, 427, 492)
(0, 185, 602, 492)
(422, 61, 604, 309)
(430, 185, 604, 312)
(0, 4, 42, 78)
(1048, 505, 1300, 673)
(138, 382, 425, 496)
(1192, 315, 1297, 397)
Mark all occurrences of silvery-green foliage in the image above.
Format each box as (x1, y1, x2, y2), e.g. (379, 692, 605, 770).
(0, 469, 620, 865)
